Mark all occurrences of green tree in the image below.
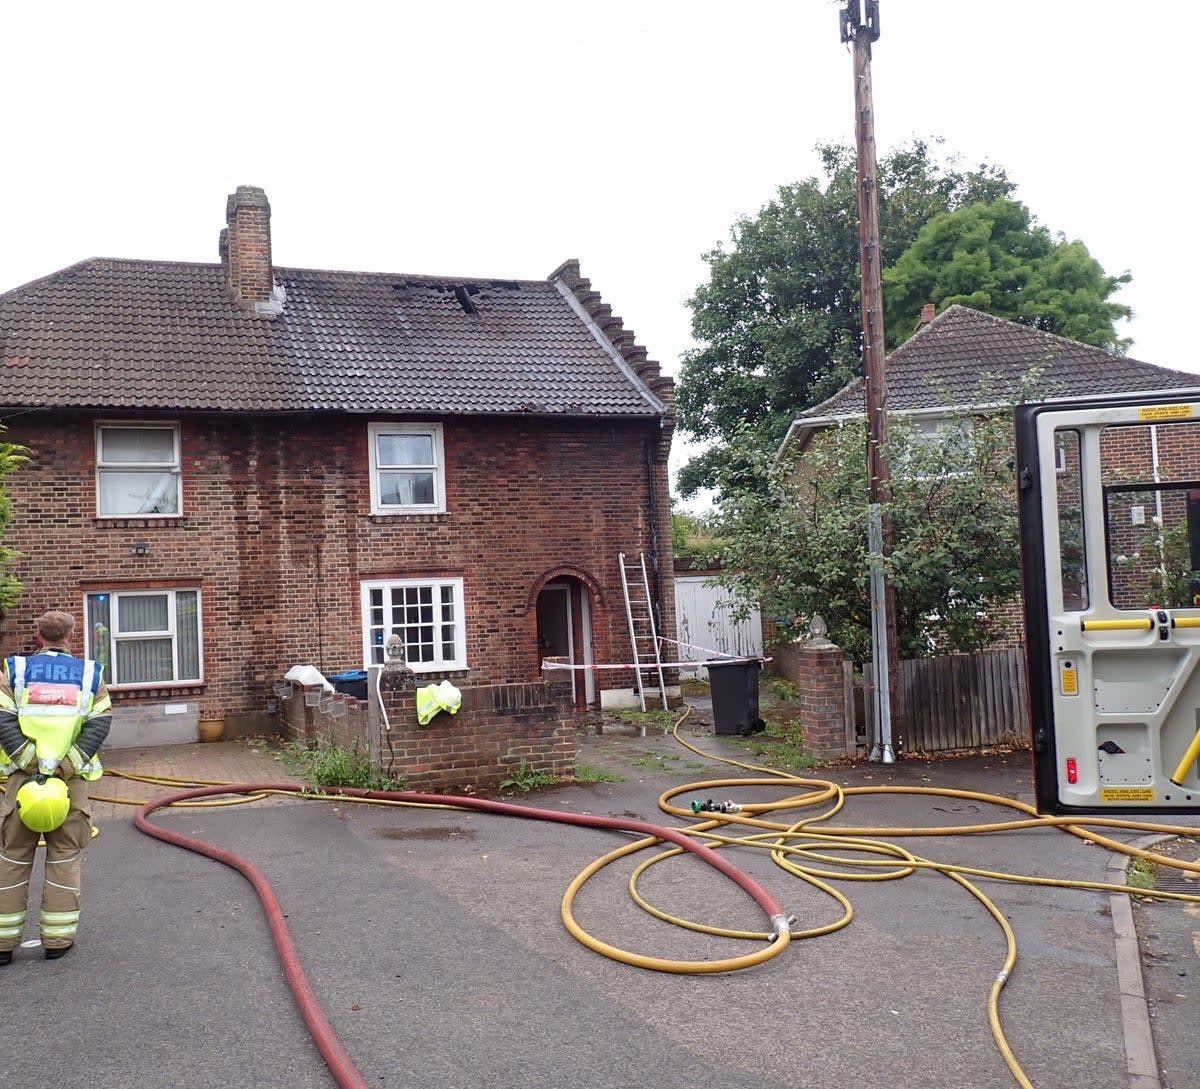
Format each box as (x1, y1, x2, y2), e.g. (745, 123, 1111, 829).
(670, 501, 722, 567)
(0, 428, 27, 614)
(676, 139, 1013, 500)
(711, 410, 1021, 663)
(884, 196, 1132, 351)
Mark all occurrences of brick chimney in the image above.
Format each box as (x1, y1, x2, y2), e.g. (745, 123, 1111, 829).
(219, 186, 281, 315)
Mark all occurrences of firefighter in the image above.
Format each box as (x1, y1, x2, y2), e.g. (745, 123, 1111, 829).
(0, 610, 112, 964)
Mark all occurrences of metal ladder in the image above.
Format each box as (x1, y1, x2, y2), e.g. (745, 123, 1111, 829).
(618, 551, 668, 711)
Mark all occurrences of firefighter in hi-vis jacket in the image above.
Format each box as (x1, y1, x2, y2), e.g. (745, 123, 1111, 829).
(0, 610, 112, 965)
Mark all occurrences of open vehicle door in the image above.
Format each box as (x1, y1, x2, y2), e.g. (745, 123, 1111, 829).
(1017, 391, 1200, 815)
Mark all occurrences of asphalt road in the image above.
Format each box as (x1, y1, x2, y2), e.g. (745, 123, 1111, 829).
(4, 732, 1198, 1089)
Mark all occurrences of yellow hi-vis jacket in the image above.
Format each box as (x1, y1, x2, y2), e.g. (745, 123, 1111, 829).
(415, 681, 462, 726)
(0, 651, 113, 780)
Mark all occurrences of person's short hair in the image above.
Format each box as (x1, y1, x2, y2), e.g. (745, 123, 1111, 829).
(36, 611, 76, 645)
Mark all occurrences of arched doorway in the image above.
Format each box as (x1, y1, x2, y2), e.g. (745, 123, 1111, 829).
(535, 577, 595, 707)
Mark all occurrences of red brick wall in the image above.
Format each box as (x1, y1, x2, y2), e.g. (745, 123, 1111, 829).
(1, 412, 674, 722)
(278, 675, 576, 792)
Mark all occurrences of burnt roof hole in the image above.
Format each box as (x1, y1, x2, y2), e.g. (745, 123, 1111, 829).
(454, 284, 480, 316)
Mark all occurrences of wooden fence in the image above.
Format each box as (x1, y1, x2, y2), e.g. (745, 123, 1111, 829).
(865, 648, 1030, 753)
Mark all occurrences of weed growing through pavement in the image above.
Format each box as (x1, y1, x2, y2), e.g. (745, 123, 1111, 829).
(282, 738, 406, 791)
(575, 764, 622, 783)
(1126, 856, 1157, 891)
(499, 759, 561, 792)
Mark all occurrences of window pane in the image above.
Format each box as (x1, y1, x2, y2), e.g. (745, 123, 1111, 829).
(377, 433, 433, 466)
(99, 470, 179, 515)
(378, 471, 434, 506)
(176, 591, 200, 680)
(118, 594, 169, 633)
(86, 594, 112, 678)
(117, 637, 175, 684)
(1106, 485, 1200, 610)
(101, 427, 175, 464)
(1055, 429, 1087, 611)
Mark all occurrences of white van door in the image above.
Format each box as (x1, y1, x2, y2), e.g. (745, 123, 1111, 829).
(1016, 391, 1200, 815)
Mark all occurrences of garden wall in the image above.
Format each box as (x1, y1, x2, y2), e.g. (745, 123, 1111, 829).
(278, 671, 577, 792)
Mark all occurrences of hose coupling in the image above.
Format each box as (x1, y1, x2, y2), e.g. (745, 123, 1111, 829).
(690, 798, 743, 815)
(768, 913, 793, 941)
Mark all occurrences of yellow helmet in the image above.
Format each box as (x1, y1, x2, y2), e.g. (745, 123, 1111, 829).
(15, 775, 70, 834)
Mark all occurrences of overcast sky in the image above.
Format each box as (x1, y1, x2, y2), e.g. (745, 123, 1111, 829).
(5, 1, 1194, 496)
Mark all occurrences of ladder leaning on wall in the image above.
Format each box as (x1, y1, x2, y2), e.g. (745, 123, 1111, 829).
(618, 551, 669, 711)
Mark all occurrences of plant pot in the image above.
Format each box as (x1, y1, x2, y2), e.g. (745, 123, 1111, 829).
(198, 719, 225, 743)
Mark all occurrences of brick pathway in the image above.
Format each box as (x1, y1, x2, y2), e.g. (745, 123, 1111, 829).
(89, 739, 305, 822)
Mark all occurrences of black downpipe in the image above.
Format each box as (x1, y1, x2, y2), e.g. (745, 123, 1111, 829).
(645, 432, 663, 635)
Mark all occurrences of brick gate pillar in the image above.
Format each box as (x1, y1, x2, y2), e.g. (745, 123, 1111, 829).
(790, 640, 855, 760)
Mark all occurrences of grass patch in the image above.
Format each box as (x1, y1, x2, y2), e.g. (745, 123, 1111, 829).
(281, 737, 407, 791)
(602, 708, 682, 732)
(764, 675, 801, 702)
(633, 750, 683, 768)
(575, 764, 623, 783)
(1127, 856, 1157, 891)
(499, 759, 561, 792)
(732, 715, 823, 773)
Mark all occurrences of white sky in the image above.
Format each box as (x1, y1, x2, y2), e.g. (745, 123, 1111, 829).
(5, 1, 1195, 500)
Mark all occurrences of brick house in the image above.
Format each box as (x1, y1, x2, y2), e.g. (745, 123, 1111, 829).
(777, 303, 1200, 646)
(0, 186, 676, 746)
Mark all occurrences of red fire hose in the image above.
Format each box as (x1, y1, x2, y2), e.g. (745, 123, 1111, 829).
(135, 782, 789, 1089)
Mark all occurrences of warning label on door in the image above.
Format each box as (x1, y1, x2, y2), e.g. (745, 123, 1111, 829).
(1137, 404, 1195, 421)
(1100, 787, 1157, 802)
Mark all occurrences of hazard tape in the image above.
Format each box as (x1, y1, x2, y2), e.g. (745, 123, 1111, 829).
(541, 655, 771, 673)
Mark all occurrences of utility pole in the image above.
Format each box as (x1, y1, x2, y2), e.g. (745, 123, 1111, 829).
(841, 0, 898, 762)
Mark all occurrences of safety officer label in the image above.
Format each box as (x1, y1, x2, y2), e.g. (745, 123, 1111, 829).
(1100, 787, 1156, 802)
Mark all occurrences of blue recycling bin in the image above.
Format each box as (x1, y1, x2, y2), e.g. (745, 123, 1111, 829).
(327, 670, 369, 700)
(706, 657, 762, 735)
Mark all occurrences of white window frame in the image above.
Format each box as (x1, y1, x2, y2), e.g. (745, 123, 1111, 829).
(95, 421, 182, 518)
(84, 587, 204, 687)
(368, 422, 446, 514)
(360, 578, 466, 672)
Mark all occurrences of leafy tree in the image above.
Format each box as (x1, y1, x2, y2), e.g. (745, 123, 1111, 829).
(884, 197, 1132, 351)
(710, 409, 1021, 663)
(0, 427, 28, 614)
(676, 139, 1013, 499)
(670, 502, 722, 567)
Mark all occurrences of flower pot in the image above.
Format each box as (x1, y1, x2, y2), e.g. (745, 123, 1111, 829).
(198, 718, 225, 743)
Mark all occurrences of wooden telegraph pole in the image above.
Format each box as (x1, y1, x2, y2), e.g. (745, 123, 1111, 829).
(841, 0, 899, 761)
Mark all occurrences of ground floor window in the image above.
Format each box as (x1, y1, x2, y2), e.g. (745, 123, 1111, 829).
(361, 578, 465, 671)
(85, 588, 201, 685)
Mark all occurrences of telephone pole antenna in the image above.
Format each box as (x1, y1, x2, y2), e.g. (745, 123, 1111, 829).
(840, 0, 898, 762)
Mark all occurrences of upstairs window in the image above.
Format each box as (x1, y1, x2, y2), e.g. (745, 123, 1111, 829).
(96, 423, 181, 517)
(86, 588, 202, 686)
(369, 423, 445, 514)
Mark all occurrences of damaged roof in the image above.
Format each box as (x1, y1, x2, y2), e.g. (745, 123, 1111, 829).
(0, 258, 669, 417)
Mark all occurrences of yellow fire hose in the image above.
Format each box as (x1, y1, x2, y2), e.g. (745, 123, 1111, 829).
(27, 711, 1197, 1089)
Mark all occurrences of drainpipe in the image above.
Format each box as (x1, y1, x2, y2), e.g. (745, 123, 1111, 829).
(645, 433, 662, 633)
